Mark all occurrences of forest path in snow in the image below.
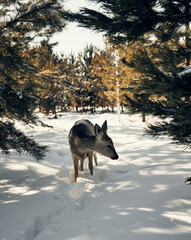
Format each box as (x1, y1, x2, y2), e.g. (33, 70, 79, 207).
(0, 113, 191, 240)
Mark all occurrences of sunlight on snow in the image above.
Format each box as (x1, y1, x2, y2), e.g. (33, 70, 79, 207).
(106, 181, 141, 192)
(162, 198, 191, 225)
(162, 211, 191, 225)
(41, 186, 57, 192)
(132, 226, 191, 234)
(3, 185, 29, 195)
(22, 190, 40, 196)
(4, 161, 59, 176)
(150, 184, 169, 193)
(4, 163, 28, 171)
(137, 207, 155, 212)
(165, 199, 191, 208)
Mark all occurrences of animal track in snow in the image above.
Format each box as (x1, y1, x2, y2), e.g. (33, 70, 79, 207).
(17, 209, 62, 240)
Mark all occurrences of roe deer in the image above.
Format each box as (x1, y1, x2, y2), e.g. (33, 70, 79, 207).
(68, 119, 118, 182)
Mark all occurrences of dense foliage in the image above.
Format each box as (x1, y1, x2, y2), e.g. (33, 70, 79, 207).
(64, 0, 191, 147)
(28, 41, 135, 114)
(2, 0, 191, 160)
(0, 0, 66, 159)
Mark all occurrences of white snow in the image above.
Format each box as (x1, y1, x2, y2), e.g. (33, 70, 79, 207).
(1, 113, 191, 240)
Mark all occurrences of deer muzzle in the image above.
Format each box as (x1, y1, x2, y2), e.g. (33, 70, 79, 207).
(111, 154, 119, 160)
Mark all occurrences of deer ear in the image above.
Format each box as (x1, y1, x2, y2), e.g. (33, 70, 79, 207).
(94, 124, 102, 137)
(102, 120, 107, 133)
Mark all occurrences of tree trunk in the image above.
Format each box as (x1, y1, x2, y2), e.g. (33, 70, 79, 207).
(142, 112, 146, 122)
(185, 20, 190, 101)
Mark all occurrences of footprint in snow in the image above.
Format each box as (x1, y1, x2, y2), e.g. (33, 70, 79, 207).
(57, 151, 65, 157)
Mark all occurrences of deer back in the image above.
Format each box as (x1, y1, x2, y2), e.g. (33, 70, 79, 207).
(68, 119, 95, 158)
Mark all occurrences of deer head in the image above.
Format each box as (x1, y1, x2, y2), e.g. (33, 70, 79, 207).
(93, 120, 118, 160)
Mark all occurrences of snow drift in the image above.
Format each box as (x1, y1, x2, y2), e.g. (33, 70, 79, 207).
(0, 113, 191, 240)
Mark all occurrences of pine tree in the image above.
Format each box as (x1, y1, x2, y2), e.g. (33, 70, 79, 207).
(0, 0, 66, 159)
(64, 0, 191, 45)
(93, 45, 118, 112)
(61, 53, 80, 111)
(65, 0, 191, 147)
(75, 45, 99, 112)
(30, 40, 67, 118)
(92, 42, 138, 114)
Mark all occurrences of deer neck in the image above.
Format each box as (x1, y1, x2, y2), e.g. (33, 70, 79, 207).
(81, 135, 96, 151)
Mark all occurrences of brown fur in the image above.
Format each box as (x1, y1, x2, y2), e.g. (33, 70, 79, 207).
(68, 119, 118, 182)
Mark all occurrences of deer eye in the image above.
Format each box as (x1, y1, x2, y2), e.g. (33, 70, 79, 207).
(107, 145, 112, 149)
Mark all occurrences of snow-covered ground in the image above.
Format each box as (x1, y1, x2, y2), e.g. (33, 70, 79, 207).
(1, 113, 191, 240)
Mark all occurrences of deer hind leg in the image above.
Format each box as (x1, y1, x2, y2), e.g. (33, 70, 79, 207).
(72, 155, 79, 182)
(80, 159, 84, 171)
(88, 151, 93, 175)
(93, 152, 98, 166)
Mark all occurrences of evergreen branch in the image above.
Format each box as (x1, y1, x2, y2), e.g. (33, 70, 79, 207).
(62, 8, 112, 32)
(0, 120, 49, 160)
(184, 176, 191, 185)
(0, 0, 63, 32)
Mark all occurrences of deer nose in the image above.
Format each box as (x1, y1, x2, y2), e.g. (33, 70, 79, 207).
(111, 154, 119, 160)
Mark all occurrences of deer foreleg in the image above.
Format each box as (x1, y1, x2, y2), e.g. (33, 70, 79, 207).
(80, 159, 84, 171)
(88, 151, 93, 175)
(72, 155, 79, 182)
(93, 152, 98, 166)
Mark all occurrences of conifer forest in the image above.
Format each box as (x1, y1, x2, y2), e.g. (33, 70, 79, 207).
(1, 0, 191, 157)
